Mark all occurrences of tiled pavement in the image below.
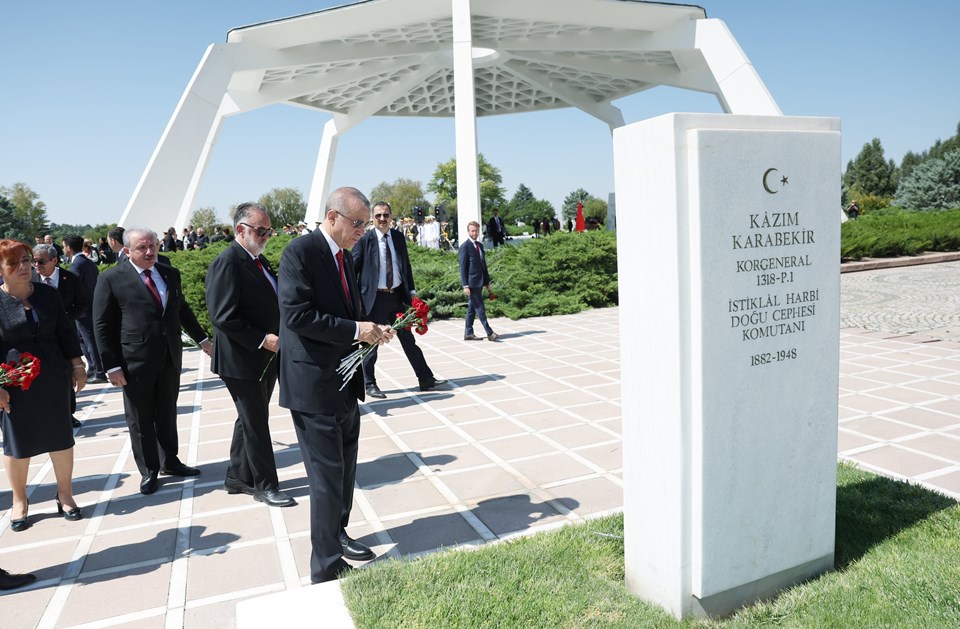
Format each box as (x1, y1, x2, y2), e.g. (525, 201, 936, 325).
(1, 262, 959, 628)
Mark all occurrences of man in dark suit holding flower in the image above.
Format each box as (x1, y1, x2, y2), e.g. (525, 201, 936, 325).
(352, 201, 445, 399)
(278, 187, 394, 583)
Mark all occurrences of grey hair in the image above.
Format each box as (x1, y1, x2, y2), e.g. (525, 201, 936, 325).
(325, 187, 370, 216)
(122, 227, 158, 247)
(32, 244, 58, 259)
(234, 202, 268, 227)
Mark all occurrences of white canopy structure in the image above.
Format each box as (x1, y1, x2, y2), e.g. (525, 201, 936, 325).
(120, 0, 780, 240)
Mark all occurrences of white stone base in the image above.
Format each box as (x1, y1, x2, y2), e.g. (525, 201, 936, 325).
(236, 580, 355, 629)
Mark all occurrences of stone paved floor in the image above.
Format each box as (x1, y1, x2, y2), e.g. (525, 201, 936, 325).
(1, 262, 959, 627)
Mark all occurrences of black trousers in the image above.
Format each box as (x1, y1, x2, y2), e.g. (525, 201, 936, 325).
(361, 291, 433, 386)
(290, 396, 360, 583)
(223, 361, 279, 491)
(121, 357, 182, 477)
(76, 315, 105, 377)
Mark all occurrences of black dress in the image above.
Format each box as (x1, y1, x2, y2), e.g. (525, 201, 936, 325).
(0, 282, 81, 458)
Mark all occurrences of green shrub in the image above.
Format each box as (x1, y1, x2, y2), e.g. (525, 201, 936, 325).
(894, 149, 960, 210)
(841, 206, 960, 259)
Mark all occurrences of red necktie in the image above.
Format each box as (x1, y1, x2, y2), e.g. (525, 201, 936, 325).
(474, 241, 481, 257)
(143, 269, 163, 311)
(336, 250, 353, 313)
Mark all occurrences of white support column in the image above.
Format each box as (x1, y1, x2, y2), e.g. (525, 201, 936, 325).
(120, 44, 239, 231)
(694, 19, 781, 116)
(305, 118, 343, 226)
(451, 0, 481, 244)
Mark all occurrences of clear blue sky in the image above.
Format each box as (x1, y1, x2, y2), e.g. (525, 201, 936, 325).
(2, 1, 957, 227)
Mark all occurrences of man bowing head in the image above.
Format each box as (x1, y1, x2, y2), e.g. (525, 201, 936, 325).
(278, 187, 394, 583)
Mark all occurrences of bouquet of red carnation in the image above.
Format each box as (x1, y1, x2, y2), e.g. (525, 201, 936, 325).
(0, 351, 41, 391)
(337, 297, 431, 391)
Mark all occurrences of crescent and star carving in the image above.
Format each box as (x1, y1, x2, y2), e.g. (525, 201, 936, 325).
(763, 168, 790, 194)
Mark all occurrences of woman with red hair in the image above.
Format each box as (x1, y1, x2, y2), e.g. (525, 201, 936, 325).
(0, 239, 86, 531)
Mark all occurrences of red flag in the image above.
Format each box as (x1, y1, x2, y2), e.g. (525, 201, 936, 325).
(575, 200, 585, 232)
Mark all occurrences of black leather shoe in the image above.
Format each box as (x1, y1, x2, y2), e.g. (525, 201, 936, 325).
(0, 568, 36, 590)
(71, 417, 82, 428)
(254, 488, 296, 507)
(10, 515, 30, 532)
(140, 474, 159, 495)
(161, 462, 201, 477)
(56, 495, 83, 521)
(463, 333, 481, 341)
(365, 384, 386, 399)
(224, 477, 254, 495)
(419, 378, 447, 391)
(340, 534, 375, 561)
(88, 376, 108, 384)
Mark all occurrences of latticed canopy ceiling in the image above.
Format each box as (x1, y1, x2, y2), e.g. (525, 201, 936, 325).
(227, 0, 709, 118)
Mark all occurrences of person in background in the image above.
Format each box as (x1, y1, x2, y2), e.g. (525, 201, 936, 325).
(486, 208, 506, 247)
(97, 237, 115, 264)
(0, 239, 87, 532)
(82, 239, 100, 264)
(458, 221, 499, 342)
(352, 201, 446, 399)
(64, 235, 106, 384)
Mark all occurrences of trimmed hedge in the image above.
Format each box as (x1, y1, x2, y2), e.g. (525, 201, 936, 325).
(841, 206, 960, 260)
(162, 231, 618, 336)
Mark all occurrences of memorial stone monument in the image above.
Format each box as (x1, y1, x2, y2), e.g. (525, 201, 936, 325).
(614, 113, 841, 617)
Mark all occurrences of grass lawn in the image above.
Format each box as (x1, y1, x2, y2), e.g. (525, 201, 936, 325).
(341, 463, 960, 627)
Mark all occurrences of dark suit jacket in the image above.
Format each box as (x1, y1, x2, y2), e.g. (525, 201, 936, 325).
(206, 241, 279, 380)
(54, 267, 87, 321)
(278, 229, 363, 411)
(68, 254, 99, 315)
(352, 227, 416, 317)
(458, 239, 490, 288)
(486, 216, 505, 238)
(93, 260, 207, 380)
(0, 283, 81, 372)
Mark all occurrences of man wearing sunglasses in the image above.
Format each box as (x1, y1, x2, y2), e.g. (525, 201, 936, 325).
(278, 187, 394, 583)
(205, 203, 294, 508)
(352, 201, 446, 399)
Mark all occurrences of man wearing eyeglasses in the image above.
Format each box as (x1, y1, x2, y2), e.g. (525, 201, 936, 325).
(278, 187, 395, 583)
(352, 201, 446, 399)
(205, 203, 294, 508)
(33, 244, 86, 427)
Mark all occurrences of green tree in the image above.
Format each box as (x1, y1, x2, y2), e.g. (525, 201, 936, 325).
(0, 194, 33, 242)
(561, 188, 593, 222)
(843, 138, 899, 198)
(427, 153, 506, 221)
(583, 198, 608, 223)
(526, 199, 556, 224)
(894, 149, 960, 211)
(507, 183, 536, 224)
(0, 182, 49, 238)
(368, 178, 430, 219)
(190, 207, 220, 232)
(258, 187, 307, 228)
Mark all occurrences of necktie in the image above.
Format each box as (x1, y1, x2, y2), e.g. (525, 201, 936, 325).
(383, 233, 394, 289)
(336, 250, 353, 313)
(44, 277, 52, 286)
(474, 241, 482, 258)
(143, 269, 163, 311)
(255, 258, 276, 294)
